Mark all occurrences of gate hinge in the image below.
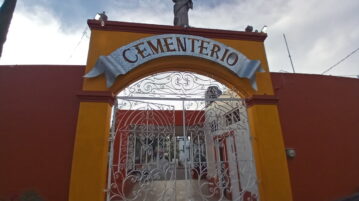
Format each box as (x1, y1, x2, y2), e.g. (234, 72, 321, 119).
(256, 179, 261, 184)
(108, 136, 114, 142)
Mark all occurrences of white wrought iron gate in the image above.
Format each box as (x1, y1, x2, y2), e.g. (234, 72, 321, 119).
(106, 72, 259, 201)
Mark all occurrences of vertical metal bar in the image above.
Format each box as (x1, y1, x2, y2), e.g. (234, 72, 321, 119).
(117, 106, 125, 169)
(157, 130, 160, 166)
(173, 106, 177, 201)
(140, 145, 143, 165)
(145, 135, 148, 166)
(182, 100, 188, 180)
(205, 135, 209, 164)
(106, 99, 118, 201)
(198, 135, 202, 177)
(125, 131, 131, 172)
(181, 100, 190, 200)
(190, 129, 194, 171)
(145, 105, 149, 166)
(133, 133, 137, 169)
(117, 135, 122, 168)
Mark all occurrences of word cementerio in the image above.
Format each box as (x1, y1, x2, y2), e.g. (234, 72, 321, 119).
(120, 34, 239, 66)
(86, 34, 262, 88)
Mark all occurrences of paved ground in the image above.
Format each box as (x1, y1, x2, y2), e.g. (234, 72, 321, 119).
(175, 167, 187, 180)
(124, 167, 230, 201)
(127, 180, 230, 201)
(116, 167, 232, 201)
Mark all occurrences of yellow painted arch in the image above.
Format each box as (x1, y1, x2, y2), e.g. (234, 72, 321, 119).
(83, 56, 274, 98)
(69, 28, 293, 201)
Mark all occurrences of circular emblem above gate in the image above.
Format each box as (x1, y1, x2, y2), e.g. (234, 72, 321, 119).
(84, 34, 264, 89)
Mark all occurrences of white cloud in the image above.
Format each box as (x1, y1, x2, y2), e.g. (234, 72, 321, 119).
(108, 0, 172, 25)
(265, 0, 359, 75)
(1, 0, 358, 77)
(0, 4, 89, 65)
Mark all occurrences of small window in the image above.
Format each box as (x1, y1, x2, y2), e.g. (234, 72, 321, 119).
(225, 113, 232, 126)
(225, 108, 240, 126)
(211, 120, 218, 132)
(233, 109, 240, 123)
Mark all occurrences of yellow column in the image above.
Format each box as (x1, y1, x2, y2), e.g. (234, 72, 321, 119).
(69, 99, 112, 201)
(246, 96, 293, 201)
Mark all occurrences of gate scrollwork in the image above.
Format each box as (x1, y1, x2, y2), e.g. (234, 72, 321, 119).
(107, 72, 259, 201)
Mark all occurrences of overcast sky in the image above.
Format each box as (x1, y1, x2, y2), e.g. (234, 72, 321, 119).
(0, 0, 358, 77)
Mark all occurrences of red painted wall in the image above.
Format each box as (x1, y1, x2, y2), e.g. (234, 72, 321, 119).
(0, 65, 84, 201)
(1, 66, 359, 201)
(272, 73, 359, 201)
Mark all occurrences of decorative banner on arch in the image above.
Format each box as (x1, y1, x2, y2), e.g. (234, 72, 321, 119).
(84, 34, 264, 89)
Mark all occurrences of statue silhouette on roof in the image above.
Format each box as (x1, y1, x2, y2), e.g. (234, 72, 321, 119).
(173, 0, 193, 27)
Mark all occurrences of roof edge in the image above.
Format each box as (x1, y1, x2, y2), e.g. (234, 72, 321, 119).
(87, 20, 267, 42)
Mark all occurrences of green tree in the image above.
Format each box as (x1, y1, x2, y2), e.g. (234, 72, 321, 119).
(16, 191, 45, 201)
(0, 0, 17, 57)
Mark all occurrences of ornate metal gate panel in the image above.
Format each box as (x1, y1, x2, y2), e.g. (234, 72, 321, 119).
(107, 100, 177, 201)
(182, 97, 258, 201)
(106, 72, 259, 201)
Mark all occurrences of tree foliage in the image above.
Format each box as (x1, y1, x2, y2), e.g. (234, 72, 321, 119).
(0, 0, 17, 57)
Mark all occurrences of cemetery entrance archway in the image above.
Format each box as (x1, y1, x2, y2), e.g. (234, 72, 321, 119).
(69, 30, 293, 201)
(106, 72, 259, 201)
